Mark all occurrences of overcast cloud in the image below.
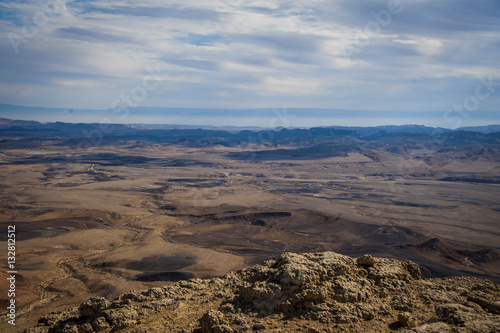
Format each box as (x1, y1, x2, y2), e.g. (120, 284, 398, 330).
(0, 0, 499, 125)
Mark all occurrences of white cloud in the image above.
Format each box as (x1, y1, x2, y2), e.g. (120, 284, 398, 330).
(0, 0, 499, 113)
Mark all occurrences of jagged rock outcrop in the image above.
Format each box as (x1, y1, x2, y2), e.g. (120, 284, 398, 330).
(26, 252, 500, 332)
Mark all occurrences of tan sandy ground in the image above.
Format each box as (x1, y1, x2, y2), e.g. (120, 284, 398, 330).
(0, 144, 499, 331)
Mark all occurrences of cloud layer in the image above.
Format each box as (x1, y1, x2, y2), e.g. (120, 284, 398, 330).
(0, 0, 499, 125)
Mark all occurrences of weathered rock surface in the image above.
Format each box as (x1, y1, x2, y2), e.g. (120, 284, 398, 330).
(25, 252, 500, 332)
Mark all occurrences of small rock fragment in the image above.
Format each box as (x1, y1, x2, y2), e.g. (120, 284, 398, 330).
(252, 322, 267, 330)
(357, 255, 377, 267)
(79, 297, 111, 319)
(398, 312, 412, 326)
(200, 310, 226, 333)
(78, 323, 93, 333)
(489, 301, 500, 314)
(91, 317, 110, 332)
(435, 303, 476, 325)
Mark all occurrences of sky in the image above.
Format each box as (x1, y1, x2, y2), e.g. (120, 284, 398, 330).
(0, 0, 499, 127)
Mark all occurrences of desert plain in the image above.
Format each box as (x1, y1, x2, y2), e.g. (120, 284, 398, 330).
(0, 122, 499, 331)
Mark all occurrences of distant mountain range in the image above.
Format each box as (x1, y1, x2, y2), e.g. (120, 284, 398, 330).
(1, 117, 499, 150)
(1, 117, 499, 136)
(1, 117, 499, 183)
(0, 103, 499, 129)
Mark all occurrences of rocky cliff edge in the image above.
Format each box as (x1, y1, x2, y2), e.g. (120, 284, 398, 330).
(26, 252, 500, 333)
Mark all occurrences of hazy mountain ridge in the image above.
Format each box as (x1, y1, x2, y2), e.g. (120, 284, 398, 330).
(2, 118, 499, 172)
(1, 117, 499, 140)
(1, 103, 500, 129)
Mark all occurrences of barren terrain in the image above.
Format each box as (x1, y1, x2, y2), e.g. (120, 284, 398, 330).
(0, 121, 499, 331)
(24, 252, 500, 333)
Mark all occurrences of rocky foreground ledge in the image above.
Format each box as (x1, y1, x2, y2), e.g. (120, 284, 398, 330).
(26, 252, 500, 333)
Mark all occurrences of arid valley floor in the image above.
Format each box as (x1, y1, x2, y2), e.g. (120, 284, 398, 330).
(0, 121, 499, 331)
